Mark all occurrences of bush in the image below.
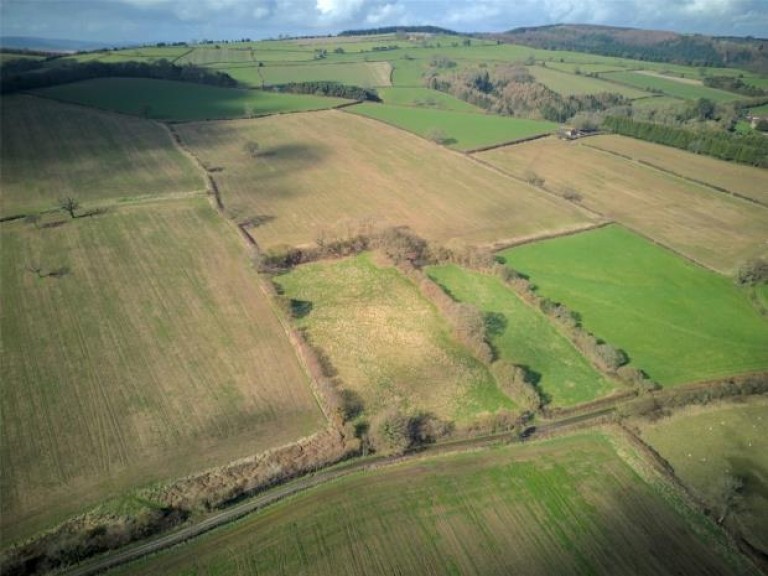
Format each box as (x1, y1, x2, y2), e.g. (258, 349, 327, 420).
(735, 257, 768, 285)
(491, 360, 542, 411)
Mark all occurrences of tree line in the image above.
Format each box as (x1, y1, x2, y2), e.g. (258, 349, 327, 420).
(603, 115, 768, 166)
(0, 58, 237, 94)
(272, 81, 381, 102)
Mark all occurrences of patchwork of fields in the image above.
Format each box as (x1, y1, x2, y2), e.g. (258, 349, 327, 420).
(600, 70, 741, 101)
(480, 137, 768, 273)
(176, 110, 594, 249)
(276, 253, 513, 420)
(113, 432, 749, 575)
(1, 200, 324, 542)
(500, 226, 768, 385)
(1, 95, 202, 215)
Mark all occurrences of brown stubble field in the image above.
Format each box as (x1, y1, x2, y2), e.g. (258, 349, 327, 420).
(0, 95, 204, 216)
(583, 134, 768, 206)
(0, 198, 324, 543)
(175, 110, 598, 251)
(479, 137, 768, 274)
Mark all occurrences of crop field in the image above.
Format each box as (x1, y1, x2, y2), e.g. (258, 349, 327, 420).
(480, 137, 768, 273)
(34, 78, 349, 121)
(176, 110, 594, 250)
(528, 66, 648, 98)
(349, 103, 558, 150)
(0, 199, 324, 542)
(600, 70, 740, 101)
(584, 135, 768, 205)
(377, 87, 480, 111)
(114, 432, 749, 576)
(246, 61, 392, 87)
(276, 253, 513, 420)
(0, 95, 202, 216)
(639, 398, 768, 554)
(427, 265, 617, 407)
(500, 225, 768, 386)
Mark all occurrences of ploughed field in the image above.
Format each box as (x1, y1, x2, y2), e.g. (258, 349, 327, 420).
(479, 137, 768, 273)
(500, 225, 768, 386)
(112, 432, 752, 576)
(176, 110, 595, 250)
(0, 199, 324, 543)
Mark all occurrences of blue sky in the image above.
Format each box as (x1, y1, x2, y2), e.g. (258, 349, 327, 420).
(2, 0, 767, 44)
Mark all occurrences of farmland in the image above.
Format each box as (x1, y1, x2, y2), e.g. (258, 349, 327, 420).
(0, 95, 202, 216)
(639, 398, 768, 554)
(114, 432, 750, 576)
(500, 225, 768, 386)
(480, 137, 768, 273)
(583, 135, 768, 205)
(256, 62, 391, 87)
(427, 265, 617, 407)
(376, 86, 480, 111)
(275, 253, 513, 421)
(176, 110, 594, 250)
(348, 103, 558, 150)
(529, 65, 648, 98)
(34, 77, 349, 121)
(600, 70, 740, 101)
(0, 199, 324, 542)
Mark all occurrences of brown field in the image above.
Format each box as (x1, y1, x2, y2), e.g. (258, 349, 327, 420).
(0, 199, 324, 543)
(0, 95, 204, 216)
(480, 137, 768, 273)
(584, 135, 768, 205)
(175, 111, 596, 250)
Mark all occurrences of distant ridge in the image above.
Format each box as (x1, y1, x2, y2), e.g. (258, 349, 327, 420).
(0, 36, 118, 52)
(338, 25, 458, 37)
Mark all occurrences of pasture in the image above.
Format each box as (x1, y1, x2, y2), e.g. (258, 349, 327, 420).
(528, 65, 648, 98)
(0, 95, 202, 216)
(176, 110, 594, 250)
(601, 70, 740, 101)
(0, 199, 324, 543)
(375, 86, 480, 111)
(427, 265, 617, 407)
(500, 225, 768, 386)
(114, 432, 750, 576)
(257, 62, 391, 87)
(275, 253, 513, 421)
(584, 135, 768, 206)
(639, 398, 768, 554)
(34, 77, 349, 121)
(349, 103, 558, 150)
(480, 137, 768, 273)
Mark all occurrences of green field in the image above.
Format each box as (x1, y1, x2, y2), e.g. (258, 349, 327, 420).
(529, 66, 648, 98)
(256, 61, 391, 87)
(377, 86, 480, 111)
(114, 432, 748, 576)
(1, 199, 324, 543)
(601, 70, 740, 101)
(0, 95, 202, 216)
(276, 253, 513, 421)
(427, 265, 617, 406)
(500, 226, 768, 385)
(348, 103, 557, 150)
(749, 103, 768, 115)
(34, 78, 349, 121)
(640, 399, 768, 554)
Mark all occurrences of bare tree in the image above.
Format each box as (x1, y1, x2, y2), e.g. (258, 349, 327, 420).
(58, 196, 80, 219)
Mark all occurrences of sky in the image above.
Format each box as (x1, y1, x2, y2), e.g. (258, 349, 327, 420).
(2, 0, 767, 45)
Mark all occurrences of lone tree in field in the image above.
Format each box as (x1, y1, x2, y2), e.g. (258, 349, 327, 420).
(59, 196, 80, 219)
(244, 141, 260, 158)
(426, 127, 449, 145)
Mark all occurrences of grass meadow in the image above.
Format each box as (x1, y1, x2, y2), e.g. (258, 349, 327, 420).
(113, 432, 749, 576)
(377, 86, 481, 111)
(256, 61, 391, 87)
(427, 265, 617, 407)
(480, 137, 768, 273)
(500, 226, 768, 386)
(176, 110, 594, 250)
(0, 95, 203, 216)
(1, 199, 324, 543)
(640, 398, 768, 554)
(348, 103, 558, 150)
(275, 253, 513, 421)
(584, 135, 768, 206)
(529, 66, 648, 98)
(601, 70, 741, 101)
(34, 78, 349, 121)
(749, 103, 768, 115)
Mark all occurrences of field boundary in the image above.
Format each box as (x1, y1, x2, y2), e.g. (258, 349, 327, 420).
(463, 132, 553, 154)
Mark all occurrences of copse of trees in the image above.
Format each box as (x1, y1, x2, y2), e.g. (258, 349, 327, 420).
(338, 25, 458, 36)
(0, 59, 237, 94)
(702, 76, 767, 97)
(272, 81, 381, 102)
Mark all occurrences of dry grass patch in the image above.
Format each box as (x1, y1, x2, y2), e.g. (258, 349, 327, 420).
(480, 137, 768, 273)
(175, 110, 596, 251)
(0, 95, 203, 216)
(1, 199, 323, 544)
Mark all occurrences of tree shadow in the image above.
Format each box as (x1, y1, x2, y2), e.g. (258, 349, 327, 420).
(80, 207, 109, 218)
(289, 299, 313, 319)
(240, 214, 276, 229)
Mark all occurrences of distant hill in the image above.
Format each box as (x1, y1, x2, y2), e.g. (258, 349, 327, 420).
(489, 24, 768, 73)
(338, 26, 458, 37)
(0, 36, 117, 52)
